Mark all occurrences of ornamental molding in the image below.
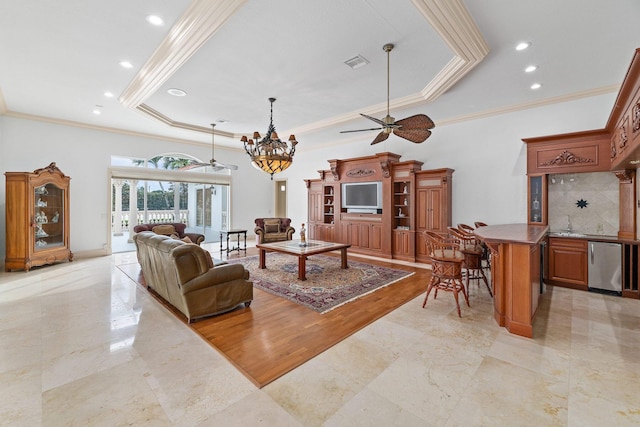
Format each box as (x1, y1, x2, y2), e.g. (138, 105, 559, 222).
(33, 162, 62, 175)
(346, 168, 375, 178)
(380, 161, 391, 178)
(619, 117, 628, 148)
(633, 101, 640, 132)
(330, 166, 339, 181)
(613, 169, 633, 183)
(541, 150, 594, 166)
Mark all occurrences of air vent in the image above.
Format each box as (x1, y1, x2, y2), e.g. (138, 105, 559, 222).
(344, 55, 369, 70)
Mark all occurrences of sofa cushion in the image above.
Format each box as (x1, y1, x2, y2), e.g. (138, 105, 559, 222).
(262, 232, 289, 242)
(264, 224, 279, 233)
(152, 224, 177, 236)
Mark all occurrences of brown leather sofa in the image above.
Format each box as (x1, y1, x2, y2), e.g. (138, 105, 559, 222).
(254, 218, 295, 244)
(133, 231, 253, 322)
(133, 222, 205, 245)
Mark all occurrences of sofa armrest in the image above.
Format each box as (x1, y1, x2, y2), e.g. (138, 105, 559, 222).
(180, 264, 249, 294)
(183, 232, 205, 245)
(254, 227, 265, 244)
(285, 226, 295, 240)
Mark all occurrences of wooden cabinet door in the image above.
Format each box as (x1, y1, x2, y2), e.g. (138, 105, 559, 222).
(393, 230, 411, 256)
(369, 223, 383, 250)
(309, 192, 323, 223)
(549, 238, 588, 288)
(308, 223, 318, 240)
(427, 187, 443, 232)
(325, 225, 335, 242)
(416, 187, 442, 231)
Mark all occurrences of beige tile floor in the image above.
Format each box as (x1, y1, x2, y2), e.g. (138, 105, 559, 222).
(1, 252, 639, 426)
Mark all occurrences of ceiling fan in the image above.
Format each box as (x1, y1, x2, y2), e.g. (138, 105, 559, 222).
(340, 43, 435, 145)
(190, 123, 238, 171)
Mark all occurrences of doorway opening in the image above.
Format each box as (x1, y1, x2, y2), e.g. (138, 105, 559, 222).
(109, 154, 232, 253)
(274, 179, 287, 218)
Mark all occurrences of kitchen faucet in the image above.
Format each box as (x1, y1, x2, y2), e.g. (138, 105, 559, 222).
(566, 215, 572, 232)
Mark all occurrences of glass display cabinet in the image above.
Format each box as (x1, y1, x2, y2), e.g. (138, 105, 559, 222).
(528, 174, 547, 225)
(5, 162, 72, 271)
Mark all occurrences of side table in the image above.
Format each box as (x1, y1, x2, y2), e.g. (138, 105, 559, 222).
(220, 229, 247, 254)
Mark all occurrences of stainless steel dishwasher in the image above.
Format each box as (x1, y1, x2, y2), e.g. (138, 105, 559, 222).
(588, 241, 622, 295)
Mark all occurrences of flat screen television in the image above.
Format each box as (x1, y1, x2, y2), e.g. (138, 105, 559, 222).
(341, 181, 383, 213)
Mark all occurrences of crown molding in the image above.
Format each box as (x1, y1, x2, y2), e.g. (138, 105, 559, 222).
(136, 104, 235, 138)
(289, 0, 488, 136)
(119, 0, 487, 138)
(3, 109, 241, 151)
(436, 84, 619, 127)
(119, 0, 247, 108)
(4, 84, 618, 151)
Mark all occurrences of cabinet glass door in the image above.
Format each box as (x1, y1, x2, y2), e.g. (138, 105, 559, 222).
(34, 183, 64, 251)
(528, 175, 545, 224)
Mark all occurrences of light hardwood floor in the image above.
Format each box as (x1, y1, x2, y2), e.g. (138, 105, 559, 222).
(188, 248, 429, 387)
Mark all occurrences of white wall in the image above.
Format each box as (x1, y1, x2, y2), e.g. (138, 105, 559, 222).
(0, 116, 273, 258)
(277, 93, 618, 232)
(0, 92, 618, 259)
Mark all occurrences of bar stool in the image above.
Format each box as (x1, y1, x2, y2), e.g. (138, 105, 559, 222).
(473, 222, 491, 272)
(422, 231, 470, 317)
(457, 223, 475, 234)
(447, 226, 492, 297)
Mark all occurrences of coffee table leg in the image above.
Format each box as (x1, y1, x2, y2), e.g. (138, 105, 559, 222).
(259, 249, 266, 269)
(298, 256, 307, 281)
(341, 248, 348, 269)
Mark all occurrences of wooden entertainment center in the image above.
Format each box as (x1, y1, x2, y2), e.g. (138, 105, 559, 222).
(305, 152, 453, 261)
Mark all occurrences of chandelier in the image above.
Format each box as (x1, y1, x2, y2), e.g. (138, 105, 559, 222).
(240, 97, 298, 179)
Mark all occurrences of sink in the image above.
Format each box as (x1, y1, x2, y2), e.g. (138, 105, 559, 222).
(553, 232, 587, 237)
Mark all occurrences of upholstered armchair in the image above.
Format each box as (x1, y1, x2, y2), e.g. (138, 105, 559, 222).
(133, 222, 205, 245)
(254, 218, 295, 244)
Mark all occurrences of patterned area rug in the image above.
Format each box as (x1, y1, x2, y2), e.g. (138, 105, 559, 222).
(228, 253, 414, 313)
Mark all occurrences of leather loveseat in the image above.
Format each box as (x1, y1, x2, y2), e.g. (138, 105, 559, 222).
(254, 218, 295, 244)
(133, 222, 205, 245)
(133, 231, 253, 323)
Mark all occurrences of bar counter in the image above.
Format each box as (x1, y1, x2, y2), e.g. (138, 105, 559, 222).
(475, 224, 549, 338)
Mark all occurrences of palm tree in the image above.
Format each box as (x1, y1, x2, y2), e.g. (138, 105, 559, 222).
(130, 155, 193, 213)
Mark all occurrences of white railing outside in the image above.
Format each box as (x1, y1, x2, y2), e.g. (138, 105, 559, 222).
(112, 210, 189, 231)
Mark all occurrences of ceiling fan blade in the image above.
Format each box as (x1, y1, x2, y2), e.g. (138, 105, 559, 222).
(360, 113, 387, 126)
(370, 131, 390, 145)
(394, 114, 435, 130)
(180, 162, 208, 171)
(393, 128, 432, 143)
(340, 127, 383, 134)
(213, 161, 238, 170)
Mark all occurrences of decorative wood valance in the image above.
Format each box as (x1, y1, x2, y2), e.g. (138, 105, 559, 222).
(541, 150, 594, 166)
(345, 168, 375, 178)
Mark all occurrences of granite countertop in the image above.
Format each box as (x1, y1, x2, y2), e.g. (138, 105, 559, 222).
(547, 232, 638, 244)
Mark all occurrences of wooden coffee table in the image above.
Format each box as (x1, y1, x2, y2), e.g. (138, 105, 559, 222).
(256, 240, 351, 281)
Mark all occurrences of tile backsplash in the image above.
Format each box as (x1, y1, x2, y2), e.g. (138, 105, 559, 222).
(548, 172, 619, 235)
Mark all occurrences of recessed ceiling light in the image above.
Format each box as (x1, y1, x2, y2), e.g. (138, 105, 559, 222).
(92, 109, 101, 115)
(525, 65, 537, 73)
(530, 83, 542, 90)
(104, 91, 114, 98)
(516, 42, 530, 51)
(167, 88, 187, 97)
(217, 119, 229, 123)
(146, 15, 164, 26)
(119, 61, 133, 69)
